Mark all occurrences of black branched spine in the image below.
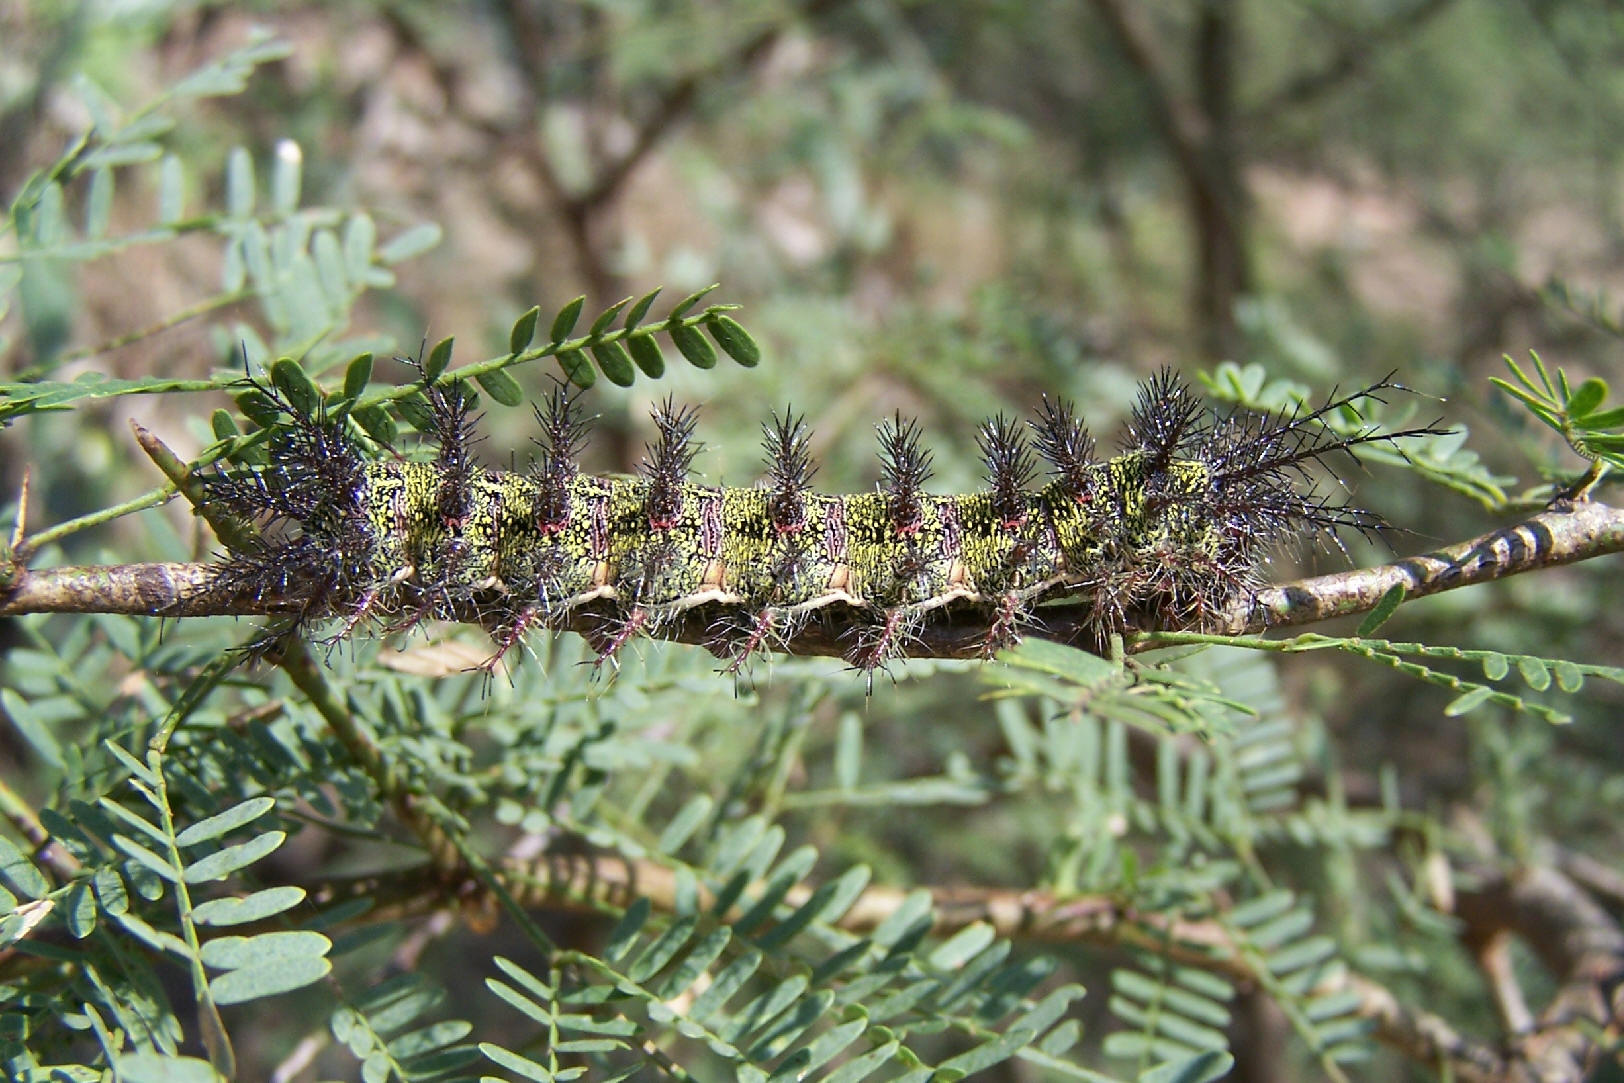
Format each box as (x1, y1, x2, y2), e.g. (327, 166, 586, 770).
(1200, 375, 1447, 554)
(643, 398, 701, 529)
(978, 413, 1036, 526)
(762, 409, 816, 533)
(878, 414, 934, 533)
(202, 369, 372, 635)
(532, 380, 590, 532)
(1030, 396, 1096, 499)
(1128, 367, 1208, 468)
(425, 378, 482, 524)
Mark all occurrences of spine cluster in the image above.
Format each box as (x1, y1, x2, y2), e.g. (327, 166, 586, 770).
(202, 368, 1441, 677)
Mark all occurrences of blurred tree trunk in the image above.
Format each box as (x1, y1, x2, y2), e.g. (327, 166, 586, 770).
(1089, 0, 1252, 359)
(1229, 987, 1291, 1083)
(1192, 0, 1249, 360)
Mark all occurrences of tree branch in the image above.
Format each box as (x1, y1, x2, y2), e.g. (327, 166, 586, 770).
(1084, 0, 1251, 353)
(1455, 865, 1624, 1079)
(478, 0, 849, 299)
(1234, 500, 1624, 634)
(296, 850, 1523, 1083)
(5, 503, 1622, 662)
(1084, 0, 1215, 202)
(10, 816, 1604, 1081)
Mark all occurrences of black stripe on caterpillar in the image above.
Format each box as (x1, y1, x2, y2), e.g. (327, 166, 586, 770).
(201, 365, 1447, 678)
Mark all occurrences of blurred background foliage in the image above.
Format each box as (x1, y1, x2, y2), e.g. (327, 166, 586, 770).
(3, 2, 1624, 1081)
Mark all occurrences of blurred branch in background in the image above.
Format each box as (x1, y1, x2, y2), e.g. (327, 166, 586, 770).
(1247, 0, 1460, 118)
(384, 0, 853, 303)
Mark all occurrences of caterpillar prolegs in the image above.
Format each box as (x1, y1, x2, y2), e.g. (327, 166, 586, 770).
(201, 367, 1444, 679)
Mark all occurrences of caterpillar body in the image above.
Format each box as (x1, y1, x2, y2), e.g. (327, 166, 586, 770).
(202, 368, 1441, 677)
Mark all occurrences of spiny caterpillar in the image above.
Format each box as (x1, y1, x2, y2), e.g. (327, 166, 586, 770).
(201, 365, 1443, 678)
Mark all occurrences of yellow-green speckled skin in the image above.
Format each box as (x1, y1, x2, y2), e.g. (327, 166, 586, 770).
(353, 449, 1218, 619)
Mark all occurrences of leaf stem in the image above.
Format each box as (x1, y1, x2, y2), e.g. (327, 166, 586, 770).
(146, 747, 236, 1079)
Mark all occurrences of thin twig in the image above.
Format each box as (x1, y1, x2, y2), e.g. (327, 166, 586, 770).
(1245, 0, 1459, 119)
(0, 775, 80, 882)
(1233, 499, 1624, 634)
(1477, 931, 1536, 1037)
